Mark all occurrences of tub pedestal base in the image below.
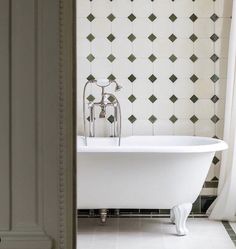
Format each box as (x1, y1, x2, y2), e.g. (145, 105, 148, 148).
(172, 203, 192, 236)
(99, 209, 108, 224)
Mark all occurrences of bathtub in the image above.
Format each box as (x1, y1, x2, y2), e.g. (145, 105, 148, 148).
(77, 135, 227, 235)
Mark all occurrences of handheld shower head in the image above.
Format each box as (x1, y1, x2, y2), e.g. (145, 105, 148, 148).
(115, 83, 122, 92)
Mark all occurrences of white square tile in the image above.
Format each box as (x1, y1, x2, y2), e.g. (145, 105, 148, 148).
(153, 39, 173, 58)
(173, 18, 193, 38)
(194, 59, 214, 79)
(153, 18, 173, 38)
(174, 79, 194, 98)
(76, 1, 91, 18)
(132, 120, 153, 135)
(92, 0, 112, 18)
(154, 59, 174, 78)
(174, 39, 193, 58)
(133, 38, 153, 58)
(175, 99, 194, 119)
(173, 0, 194, 17)
(91, 18, 111, 37)
(194, 39, 214, 58)
(91, 38, 111, 57)
(194, 80, 214, 99)
(174, 120, 194, 135)
(154, 120, 174, 135)
(77, 60, 91, 79)
(153, 0, 173, 18)
(112, 18, 132, 38)
(111, 0, 132, 18)
(112, 38, 132, 58)
(77, 38, 90, 57)
(194, 18, 214, 38)
(195, 100, 214, 119)
(173, 59, 194, 78)
(112, 59, 133, 79)
(154, 99, 174, 119)
(132, 59, 153, 78)
(194, 0, 214, 18)
(195, 119, 215, 137)
(91, 58, 112, 78)
(77, 18, 91, 38)
(133, 18, 153, 38)
(133, 0, 153, 18)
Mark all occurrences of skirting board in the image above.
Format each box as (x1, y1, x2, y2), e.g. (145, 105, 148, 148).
(0, 232, 52, 249)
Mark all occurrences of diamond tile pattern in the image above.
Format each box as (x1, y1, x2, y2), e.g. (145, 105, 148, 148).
(77, 0, 231, 191)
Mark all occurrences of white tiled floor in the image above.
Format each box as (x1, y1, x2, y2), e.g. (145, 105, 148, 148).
(77, 218, 235, 249)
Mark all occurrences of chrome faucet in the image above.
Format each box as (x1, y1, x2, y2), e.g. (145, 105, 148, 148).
(83, 79, 122, 146)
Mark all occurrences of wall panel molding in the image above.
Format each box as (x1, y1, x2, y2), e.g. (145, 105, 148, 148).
(0, 0, 75, 248)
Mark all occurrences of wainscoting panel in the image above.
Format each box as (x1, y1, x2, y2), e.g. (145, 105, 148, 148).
(0, 0, 75, 248)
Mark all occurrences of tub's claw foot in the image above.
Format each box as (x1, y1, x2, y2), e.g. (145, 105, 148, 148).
(170, 208, 175, 224)
(99, 209, 107, 224)
(173, 203, 192, 236)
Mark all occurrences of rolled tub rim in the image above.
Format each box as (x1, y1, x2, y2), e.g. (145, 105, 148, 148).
(77, 135, 228, 153)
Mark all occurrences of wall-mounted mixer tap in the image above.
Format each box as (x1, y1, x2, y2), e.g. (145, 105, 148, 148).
(83, 79, 122, 146)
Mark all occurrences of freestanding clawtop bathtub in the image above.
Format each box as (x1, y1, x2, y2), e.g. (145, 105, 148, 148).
(77, 135, 227, 236)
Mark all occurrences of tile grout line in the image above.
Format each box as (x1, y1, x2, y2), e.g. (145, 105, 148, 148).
(222, 221, 236, 247)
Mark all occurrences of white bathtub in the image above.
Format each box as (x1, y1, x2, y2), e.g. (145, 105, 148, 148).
(77, 135, 227, 235)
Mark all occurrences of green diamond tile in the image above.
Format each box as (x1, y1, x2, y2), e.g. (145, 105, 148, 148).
(149, 95, 157, 103)
(87, 94, 95, 102)
(190, 54, 198, 62)
(148, 33, 157, 42)
(190, 95, 198, 103)
(128, 115, 137, 123)
(210, 33, 219, 42)
(189, 34, 198, 42)
(87, 54, 95, 62)
(149, 74, 157, 83)
(148, 13, 157, 22)
(107, 34, 115, 42)
(169, 34, 177, 42)
(107, 54, 116, 62)
(87, 74, 95, 81)
(169, 14, 177, 22)
(213, 156, 220, 164)
(189, 13, 198, 22)
(211, 95, 219, 103)
(149, 115, 157, 124)
(149, 54, 157, 62)
(128, 94, 136, 103)
(107, 115, 114, 123)
(108, 95, 115, 102)
(211, 13, 219, 22)
(211, 74, 219, 83)
(210, 54, 219, 62)
(107, 13, 116, 22)
(128, 33, 136, 42)
(128, 74, 136, 82)
(169, 115, 178, 123)
(169, 54, 177, 62)
(87, 13, 95, 22)
(169, 74, 177, 83)
(108, 74, 116, 81)
(128, 54, 136, 62)
(169, 95, 178, 103)
(87, 33, 95, 42)
(190, 115, 198, 123)
(128, 13, 136, 22)
(211, 176, 219, 181)
(211, 115, 220, 123)
(190, 74, 199, 83)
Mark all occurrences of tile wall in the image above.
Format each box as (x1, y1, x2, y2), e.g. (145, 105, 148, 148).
(77, 0, 232, 197)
